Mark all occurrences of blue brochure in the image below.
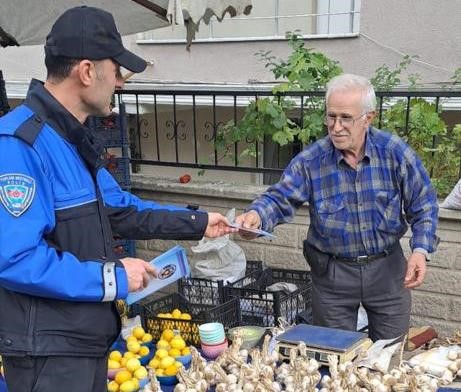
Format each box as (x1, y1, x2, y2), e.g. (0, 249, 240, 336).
(126, 245, 190, 305)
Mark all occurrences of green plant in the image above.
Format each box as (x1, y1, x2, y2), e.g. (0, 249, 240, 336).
(372, 61, 461, 195)
(216, 32, 342, 161)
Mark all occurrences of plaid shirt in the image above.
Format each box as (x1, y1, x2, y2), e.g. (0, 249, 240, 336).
(249, 127, 439, 257)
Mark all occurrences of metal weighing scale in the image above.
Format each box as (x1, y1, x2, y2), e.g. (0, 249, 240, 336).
(275, 324, 372, 365)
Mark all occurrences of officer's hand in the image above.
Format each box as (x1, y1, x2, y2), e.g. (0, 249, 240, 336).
(121, 257, 158, 292)
(204, 212, 237, 238)
(234, 210, 261, 240)
(404, 252, 427, 289)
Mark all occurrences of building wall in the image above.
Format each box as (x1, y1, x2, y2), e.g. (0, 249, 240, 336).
(131, 174, 461, 338)
(127, 0, 459, 85)
(1, 0, 459, 86)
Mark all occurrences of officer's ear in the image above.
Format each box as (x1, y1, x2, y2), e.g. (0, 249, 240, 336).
(75, 60, 96, 87)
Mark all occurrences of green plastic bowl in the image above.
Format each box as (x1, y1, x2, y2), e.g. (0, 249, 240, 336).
(227, 326, 266, 349)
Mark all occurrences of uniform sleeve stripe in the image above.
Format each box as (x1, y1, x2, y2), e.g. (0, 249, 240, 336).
(102, 262, 117, 302)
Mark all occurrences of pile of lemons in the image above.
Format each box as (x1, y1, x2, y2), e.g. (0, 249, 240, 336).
(147, 328, 190, 377)
(107, 326, 152, 392)
(107, 354, 148, 392)
(156, 308, 192, 333)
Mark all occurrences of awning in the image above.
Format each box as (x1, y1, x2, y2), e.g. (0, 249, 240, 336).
(0, 0, 252, 48)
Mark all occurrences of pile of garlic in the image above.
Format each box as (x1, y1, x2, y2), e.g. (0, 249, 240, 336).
(142, 335, 460, 392)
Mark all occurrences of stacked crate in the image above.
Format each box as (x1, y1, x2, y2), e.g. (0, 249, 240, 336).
(87, 104, 135, 257)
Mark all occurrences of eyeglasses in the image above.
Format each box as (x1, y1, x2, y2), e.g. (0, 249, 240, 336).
(324, 113, 367, 127)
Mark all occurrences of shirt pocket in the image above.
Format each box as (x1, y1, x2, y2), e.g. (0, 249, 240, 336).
(374, 190, 403, 234)
(314, 197, 348, 238)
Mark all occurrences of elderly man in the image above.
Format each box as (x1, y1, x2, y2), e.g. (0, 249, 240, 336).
(236, 73, 439, 341)
(0, 6, 235, 392)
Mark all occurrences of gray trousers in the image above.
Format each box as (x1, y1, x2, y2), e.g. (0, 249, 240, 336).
(303, 241, 411, 341)
(3, 355, 108, 392)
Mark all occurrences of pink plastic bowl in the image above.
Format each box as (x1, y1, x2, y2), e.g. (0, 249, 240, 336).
(201, 339, 229, 359)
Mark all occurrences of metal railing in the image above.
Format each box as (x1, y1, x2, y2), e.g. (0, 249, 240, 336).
(115, 88, 461, 183)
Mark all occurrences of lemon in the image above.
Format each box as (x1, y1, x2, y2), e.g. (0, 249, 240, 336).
(168, 348, 181, 357)
(107, 380, 120, 392)
(123, 351, 135, 359)
(156, 339, 170, 350)
(134, 366, 148, 380)
(138, 345, 150, 357)
(180, 313, 191, 320)
(119, 380, 136, 392)
(120, 357, 128, 367)
(155, 348, 168, 359)
(164, 313, 173, 318)
(126, 358, 141, 373)
(126, 335, 137, 343)
(130, 377, 140, 391)
(157, 313, 166, 318)
(127, 340, 141, 354)
(141, 333, 153, 343)
(161, 329, 175, 342)
(160, 356, 175, 369)
(108, 359, 121, 369)
(109, 350, 123, 362)
(115, 369, 132, 385)
(155, 368, 164, 376)
(174, 361, 183, 368)
(132, 326, 146, 340)
(170, 337, 186, 351)
(148, 358, 160, 369)
(181, 346, 191, 356)
(171, 308, 182, 319)
(164, 364, 178, 376)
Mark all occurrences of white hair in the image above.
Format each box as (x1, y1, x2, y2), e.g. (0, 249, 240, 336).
(326, 73, 376, 112)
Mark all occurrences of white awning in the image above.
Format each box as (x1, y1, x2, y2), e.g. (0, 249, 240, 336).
(0, 0, 252, 48)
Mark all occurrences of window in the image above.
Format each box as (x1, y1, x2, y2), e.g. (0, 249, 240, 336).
(137, 0, 361, 43)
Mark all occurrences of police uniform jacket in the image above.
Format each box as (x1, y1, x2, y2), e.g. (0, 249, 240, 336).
(0, 80, 208, 356)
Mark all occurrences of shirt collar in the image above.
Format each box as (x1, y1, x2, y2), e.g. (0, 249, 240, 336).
(333, 126, 374, 166)
(24, 79, 106, 171)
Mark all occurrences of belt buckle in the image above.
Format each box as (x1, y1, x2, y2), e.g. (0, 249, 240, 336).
(356, 255, 369, 263)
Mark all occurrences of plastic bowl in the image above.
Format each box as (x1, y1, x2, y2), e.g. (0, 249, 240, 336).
(157, 374, 178, 386)
(139, 377, 149, 389)
(227, 326, 266, 349)
(201, 339, 229, 359)
(107, 367, 126, 380)
(200, 334, 226, 345)
(175, 353, 192, 366)
(198, 322, 224, 334)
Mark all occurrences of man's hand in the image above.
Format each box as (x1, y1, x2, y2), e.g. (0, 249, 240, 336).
(121, 257, 157, 292)
(204, 212, 237, 238)
(404, 252, 427, 289)
(234, 210, 262, 240)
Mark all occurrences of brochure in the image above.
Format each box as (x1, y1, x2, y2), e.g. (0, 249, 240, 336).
(228, 222, 275, 238)
(126, 245, 190, 305)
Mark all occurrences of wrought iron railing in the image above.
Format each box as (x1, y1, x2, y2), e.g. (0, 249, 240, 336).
(115, 88, 461, 186)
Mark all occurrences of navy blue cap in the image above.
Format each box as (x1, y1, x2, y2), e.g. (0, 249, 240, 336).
(45, 6, 147, 73)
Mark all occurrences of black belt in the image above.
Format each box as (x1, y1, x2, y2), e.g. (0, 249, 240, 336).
(332, 249, 390, 264)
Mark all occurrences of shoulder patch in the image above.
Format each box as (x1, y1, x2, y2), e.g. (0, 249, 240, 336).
(0, 174, 36, 217)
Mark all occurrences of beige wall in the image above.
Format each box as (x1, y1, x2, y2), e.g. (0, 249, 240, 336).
(131, 174, 461, 338)
(2, 0, 459, 86)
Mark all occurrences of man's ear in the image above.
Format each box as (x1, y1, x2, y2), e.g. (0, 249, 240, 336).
(75, 60, 94, 87)
(365, 110, 376, 126)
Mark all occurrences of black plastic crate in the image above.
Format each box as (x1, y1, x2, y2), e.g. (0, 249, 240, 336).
(106, 157, 131, 189)
(226, 268, 312, 327)
(113, 238, 136, 257)
(88, 113, 128, 147)
(138, 293, 241, 346)
(178, 260, 264, 306)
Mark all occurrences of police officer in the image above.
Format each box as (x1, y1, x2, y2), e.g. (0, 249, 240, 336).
(0, 6, 235, 392)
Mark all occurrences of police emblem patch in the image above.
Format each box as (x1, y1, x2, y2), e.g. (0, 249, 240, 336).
(0, 174, 36, 217)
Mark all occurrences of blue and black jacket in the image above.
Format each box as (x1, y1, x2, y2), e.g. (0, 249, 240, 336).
(0, 80, 207, 356)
